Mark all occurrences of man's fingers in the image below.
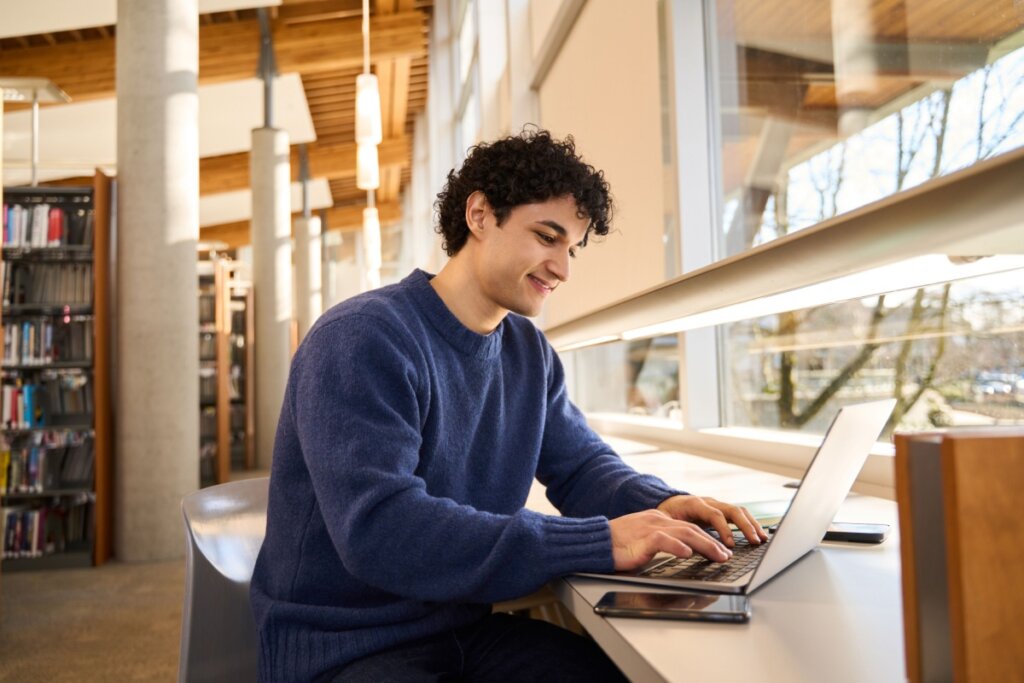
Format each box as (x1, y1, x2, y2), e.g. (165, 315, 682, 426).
(638, 524, 731, 565)
(703, 501, 767, 545)
(676, 525, 731, 562)
(610, 508, 739, 571)
(744, 507, 770, 541)
(726, 504, 766, 544)
(644, 531, 693, 562)
(701, 506, 736, 548)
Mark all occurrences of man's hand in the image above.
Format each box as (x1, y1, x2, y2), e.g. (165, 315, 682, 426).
(608, 509, 733, 571)
(656, 495, 768, 548)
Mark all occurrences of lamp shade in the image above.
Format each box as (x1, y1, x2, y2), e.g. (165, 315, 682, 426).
(355, 73, 383, 145)
(356, 142, 380, 190)
(363, 207, 382, 272)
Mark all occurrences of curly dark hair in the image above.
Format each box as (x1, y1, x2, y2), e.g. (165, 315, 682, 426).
(433, 128, 613, 256)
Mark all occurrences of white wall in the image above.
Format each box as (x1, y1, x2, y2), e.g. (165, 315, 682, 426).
(537, 0, 665, 328)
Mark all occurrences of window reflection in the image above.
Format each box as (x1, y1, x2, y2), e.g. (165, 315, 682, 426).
(715, 0, 1024, 254)
(568, 335, 682, 422)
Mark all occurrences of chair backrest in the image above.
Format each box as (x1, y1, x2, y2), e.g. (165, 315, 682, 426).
(179, 477, 269, 683)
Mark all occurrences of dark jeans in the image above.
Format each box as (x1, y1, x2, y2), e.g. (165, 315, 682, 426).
(330, 613, 628, 682)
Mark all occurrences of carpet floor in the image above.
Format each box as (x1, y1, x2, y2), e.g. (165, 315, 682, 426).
(0, 559, 184, 682)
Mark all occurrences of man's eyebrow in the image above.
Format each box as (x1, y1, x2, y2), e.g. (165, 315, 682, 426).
(536, 220, 586, 247)
(536, 220, 567, 236)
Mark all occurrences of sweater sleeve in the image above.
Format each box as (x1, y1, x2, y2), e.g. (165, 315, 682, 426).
(535, 340, 685, 519)
(290, 316, 614, 603)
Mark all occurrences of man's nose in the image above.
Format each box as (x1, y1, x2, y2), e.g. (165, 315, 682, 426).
(549, 248, 570, 283)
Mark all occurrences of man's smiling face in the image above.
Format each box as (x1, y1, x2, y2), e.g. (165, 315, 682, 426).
(470, 193, 590, 319)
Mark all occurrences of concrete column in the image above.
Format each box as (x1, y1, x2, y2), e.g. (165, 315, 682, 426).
(116, 0, 199, 561)
(293, 214, 322, 341)
(251, 127, 292, 470)
(320, 214, 334, 309)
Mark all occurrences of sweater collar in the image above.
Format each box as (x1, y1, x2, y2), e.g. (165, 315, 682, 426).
(405, 269, 505, 360)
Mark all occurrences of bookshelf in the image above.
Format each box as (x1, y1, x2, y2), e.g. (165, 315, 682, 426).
(197, 256, 253, 487)
(228, 270, 255, 471)
(0, 171, 114, 571)
(198, 258, 227, 487)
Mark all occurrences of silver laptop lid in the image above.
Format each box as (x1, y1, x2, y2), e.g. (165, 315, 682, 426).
(746, 398, 895, 592)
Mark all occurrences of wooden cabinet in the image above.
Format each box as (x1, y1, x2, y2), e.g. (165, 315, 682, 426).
(895, 428, 1024, 682)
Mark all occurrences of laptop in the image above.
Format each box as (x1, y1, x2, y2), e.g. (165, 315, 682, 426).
(575, 399, 896, 594)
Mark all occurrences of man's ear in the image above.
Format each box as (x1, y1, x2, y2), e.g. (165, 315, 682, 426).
(464, 191, 489, 238)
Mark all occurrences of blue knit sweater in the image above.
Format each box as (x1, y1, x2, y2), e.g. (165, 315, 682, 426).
(250, 269, 680, 682)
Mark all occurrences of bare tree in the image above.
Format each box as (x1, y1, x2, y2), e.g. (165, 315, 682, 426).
(771, 86, 956, 429)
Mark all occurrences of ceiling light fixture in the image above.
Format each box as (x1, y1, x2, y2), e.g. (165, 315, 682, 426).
(355, 73, 383, 146)
(356, 141, 380, 191)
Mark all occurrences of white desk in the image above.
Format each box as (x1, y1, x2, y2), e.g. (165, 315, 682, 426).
(536, 449, 906, 683)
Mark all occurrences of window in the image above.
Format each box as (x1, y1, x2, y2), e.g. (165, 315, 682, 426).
(456, 0, 477, 87)
(456, 73, 480, 158)
(451, 0, 480, 159)
(710, 0, 1024, 433)
(722, 269, 1024, 437)
(557, 1, 1024, 477)
(569, 335, 682, 422)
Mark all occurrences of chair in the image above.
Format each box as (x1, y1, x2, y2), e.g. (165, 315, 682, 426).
(179, 477, 269, 683)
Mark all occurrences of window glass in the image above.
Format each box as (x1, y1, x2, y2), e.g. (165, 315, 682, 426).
(713, 1, 1024, 256)
(567, 335, 682, 422)
(457, 0, 477, 87)
(711, 1, 1024, 436)
(457, 74, 480, 158)
(722, 269, 1024, 437)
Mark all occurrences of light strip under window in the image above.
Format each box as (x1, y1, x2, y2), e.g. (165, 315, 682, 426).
(545, 146, 1024, 351)
(619, 254, 1024, 340)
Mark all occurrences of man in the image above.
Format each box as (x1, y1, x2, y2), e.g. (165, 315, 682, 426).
(250, 129, 766, 682)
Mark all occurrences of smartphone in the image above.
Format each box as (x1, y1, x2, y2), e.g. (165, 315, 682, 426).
(593, 591, 751, 623)
(765, 521, 889, 543)
(822, 522, 889, 543)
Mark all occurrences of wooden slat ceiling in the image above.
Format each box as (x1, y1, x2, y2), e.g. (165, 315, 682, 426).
(0, 0, 433, 246)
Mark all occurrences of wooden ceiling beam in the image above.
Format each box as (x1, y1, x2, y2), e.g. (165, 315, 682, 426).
(375, 0, 414, 138)
(322, 201, 403, 229)
(277, 0, 364, 24)
(199, 136, 409, 195)
(200, 200, 402, 247)
(0, 11, 426, 105)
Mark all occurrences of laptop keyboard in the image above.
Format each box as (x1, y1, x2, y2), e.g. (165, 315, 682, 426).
(640, 536, 770, 583)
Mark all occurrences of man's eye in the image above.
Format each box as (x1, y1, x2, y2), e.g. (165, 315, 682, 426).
(539, 234, 555, 244)
(569, 248, 578, 259)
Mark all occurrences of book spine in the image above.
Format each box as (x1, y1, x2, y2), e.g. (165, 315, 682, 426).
(0, 449, 9, 494)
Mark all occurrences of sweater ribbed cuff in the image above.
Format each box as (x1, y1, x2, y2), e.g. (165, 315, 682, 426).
(534, 513, 614, 576)
(621, 474, 688, 514)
